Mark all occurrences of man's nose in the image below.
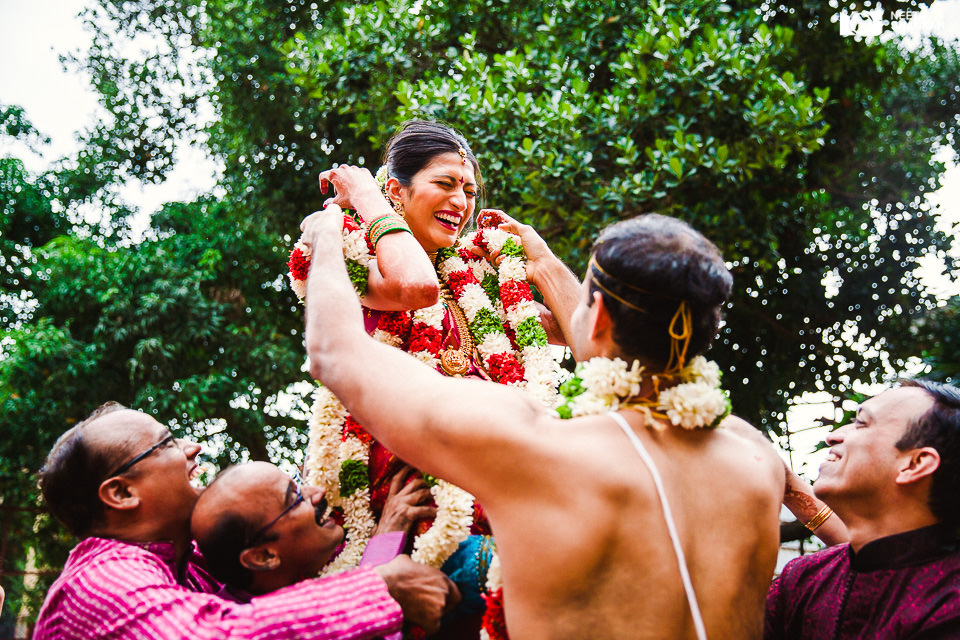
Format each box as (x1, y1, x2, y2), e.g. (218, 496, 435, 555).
(824, 425, 847, 446)
(177, 438, 202, 460)
(303, 484, 326, 505)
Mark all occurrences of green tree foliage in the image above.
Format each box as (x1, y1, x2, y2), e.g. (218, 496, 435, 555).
(911, 295, 960, 385)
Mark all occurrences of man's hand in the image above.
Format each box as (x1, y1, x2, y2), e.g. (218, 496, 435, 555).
(373, 466, 436, 538)
(476, 209, 555, 274)
(300, 204, 345, 256)
(374, 555, 461, 634)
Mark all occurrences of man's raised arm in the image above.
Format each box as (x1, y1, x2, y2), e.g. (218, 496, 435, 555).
(300, 206, 549, 503)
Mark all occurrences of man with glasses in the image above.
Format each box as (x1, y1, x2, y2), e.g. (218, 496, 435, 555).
(190, 462, 434, 601)
(33, 402, 458, 640)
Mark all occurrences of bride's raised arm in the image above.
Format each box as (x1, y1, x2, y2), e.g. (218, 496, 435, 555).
(319, 164, 439, 311)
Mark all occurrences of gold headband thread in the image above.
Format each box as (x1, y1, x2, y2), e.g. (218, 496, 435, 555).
(664, 301, 692, 374)
(588, 255, 693, 373)
(589, 257, 648, 314)
(589, 254, 652, 295)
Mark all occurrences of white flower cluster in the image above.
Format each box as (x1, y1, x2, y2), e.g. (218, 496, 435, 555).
(411, 480, 475, 567)
(304, 385, 346, 500)
(343, 228, 371, 265)
(561, 355, 728, 429)
(565, 358, 643, 416)
(683, 355, 721, 388)
(658, 382, 730, 430)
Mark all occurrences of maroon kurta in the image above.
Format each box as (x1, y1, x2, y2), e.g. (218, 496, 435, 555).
(765, 524, 960, 639)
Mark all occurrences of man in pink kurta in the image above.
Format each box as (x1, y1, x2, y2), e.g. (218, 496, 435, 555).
(33, 402, 456, 640)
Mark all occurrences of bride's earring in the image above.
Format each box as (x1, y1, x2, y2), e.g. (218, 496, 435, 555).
(393, 200, 405, 218)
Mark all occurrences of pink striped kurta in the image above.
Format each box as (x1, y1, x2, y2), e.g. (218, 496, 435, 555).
(33, 537, 401, 640)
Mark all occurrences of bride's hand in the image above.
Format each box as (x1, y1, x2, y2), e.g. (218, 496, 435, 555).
(318, 165, 382, 216)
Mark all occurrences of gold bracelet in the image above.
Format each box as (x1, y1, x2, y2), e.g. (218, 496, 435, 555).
(804, 505, 833, 532)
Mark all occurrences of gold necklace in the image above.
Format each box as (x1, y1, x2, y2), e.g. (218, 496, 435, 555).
(440, 286, 473, 376)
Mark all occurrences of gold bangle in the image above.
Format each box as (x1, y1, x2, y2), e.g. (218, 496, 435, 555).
(804, 505, 833, 532)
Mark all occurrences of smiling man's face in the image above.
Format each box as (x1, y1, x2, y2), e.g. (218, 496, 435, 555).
(814, 386, 934, 506)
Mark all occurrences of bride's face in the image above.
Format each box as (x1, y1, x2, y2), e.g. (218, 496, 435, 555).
(393, 152, 477, 253)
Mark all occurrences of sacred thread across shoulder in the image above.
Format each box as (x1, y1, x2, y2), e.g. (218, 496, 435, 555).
(608, 411, 709, 640)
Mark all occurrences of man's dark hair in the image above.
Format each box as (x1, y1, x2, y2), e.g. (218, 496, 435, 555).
(383, 119, 483, 196)
(193, 466, 274, 591)
(896, 379, 960, 528)
(38, 402, 129, 537)
(588, 214, 732, 368)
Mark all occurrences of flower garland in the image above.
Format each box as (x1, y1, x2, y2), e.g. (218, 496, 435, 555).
(556, 355, 730, 429)
(290, 209, 562, 576)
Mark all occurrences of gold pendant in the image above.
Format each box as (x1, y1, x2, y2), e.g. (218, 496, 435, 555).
(440, 348, 470, 376)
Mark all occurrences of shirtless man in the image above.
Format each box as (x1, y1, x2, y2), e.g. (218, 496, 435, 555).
(300, 206, 784, 639)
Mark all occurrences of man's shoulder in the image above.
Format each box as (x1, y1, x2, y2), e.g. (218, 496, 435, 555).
(779, 543, 849, 582)
(57, 537, 177, 588)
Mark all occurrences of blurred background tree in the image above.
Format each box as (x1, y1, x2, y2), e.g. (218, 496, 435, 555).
(2, 0, 959, 629)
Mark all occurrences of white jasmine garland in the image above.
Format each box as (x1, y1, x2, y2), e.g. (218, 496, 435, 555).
(658, 382, 730, 430)
(437, 255, 470, 278)
(557, 356, 729, 428)
(578, 357, 643, 399)
(412, 300, 445, 326)
(478, 332, 514, 357)
(411, 480, 475, 567)
(684, 355, 722, 388)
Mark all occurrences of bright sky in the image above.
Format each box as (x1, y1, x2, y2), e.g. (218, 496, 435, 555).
(1, 0, 959, 475)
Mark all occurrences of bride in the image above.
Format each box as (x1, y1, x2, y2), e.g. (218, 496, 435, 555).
(291, 120, 562, 638)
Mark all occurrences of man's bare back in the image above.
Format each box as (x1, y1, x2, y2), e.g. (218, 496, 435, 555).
(478, 410, 783, 640)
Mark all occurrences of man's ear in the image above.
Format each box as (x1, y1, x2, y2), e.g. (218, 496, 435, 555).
(98, 477, 141, 512)
(588, 290, 613, 341)
(239, 545, 281, 572)
(896, 447, 941, 486)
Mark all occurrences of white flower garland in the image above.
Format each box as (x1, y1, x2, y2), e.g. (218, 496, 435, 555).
(557, 355, 730, 429)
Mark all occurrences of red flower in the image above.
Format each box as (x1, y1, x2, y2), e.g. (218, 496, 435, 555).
(287, 247, 311, 281)
(478, 210, 504, 229)
(342, 213, 361, 233)
(377, 311, 413, 339)
(342, 416, 374, 444)
(487, 352, 525, 385)
(445, 270, 477, 298)
(500, 279, 533, 309)
(409, 324, 443, 356)
(505, 325, 520, 352)
(482, 589, 509, 640)
(458, 247, 479, 262)
(473, 229, 490, 252)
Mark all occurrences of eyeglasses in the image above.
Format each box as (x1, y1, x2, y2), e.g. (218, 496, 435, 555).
(249, 471, 306, 546)
(106, 433, 177, 478)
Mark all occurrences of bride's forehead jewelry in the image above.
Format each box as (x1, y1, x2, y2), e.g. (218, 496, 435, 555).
(458, 146, 467, 164)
